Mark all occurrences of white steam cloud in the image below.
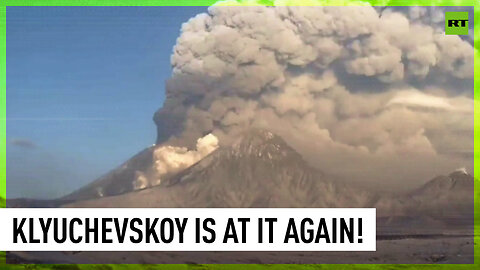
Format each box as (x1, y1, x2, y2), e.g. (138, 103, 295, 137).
(153, 4, 474, 189)
(134, 134, 219, 190)
(154, 133, 219, 176)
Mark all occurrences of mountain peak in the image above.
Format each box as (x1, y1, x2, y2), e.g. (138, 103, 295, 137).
(449, 168, 472, 180)
(453, 167, 468, 174)
(415, 169, 474, 196)
(235, 129, 279, 145)
(228, 129, 301, 162)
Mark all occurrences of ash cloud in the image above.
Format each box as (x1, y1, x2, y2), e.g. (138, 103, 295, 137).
(153, 3, 474, 189)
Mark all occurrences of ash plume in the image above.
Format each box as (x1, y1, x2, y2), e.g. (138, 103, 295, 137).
(153, 3, 474, 189)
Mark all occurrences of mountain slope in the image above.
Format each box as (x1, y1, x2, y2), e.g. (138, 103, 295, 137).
(407, 170, 474, 217)
(373, 169, 474, 235)
(62, 146, 156, 201)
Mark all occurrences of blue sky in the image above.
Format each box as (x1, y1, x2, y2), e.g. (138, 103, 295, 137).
(6, 6, 208, 198)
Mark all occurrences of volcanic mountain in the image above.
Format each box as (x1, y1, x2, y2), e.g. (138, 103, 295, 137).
(375, 169, 474, 218)
(66, 129, 374, 208)
(374, 169, 475, 234)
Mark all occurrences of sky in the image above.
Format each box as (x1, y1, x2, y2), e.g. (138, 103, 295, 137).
(6, 6, 208, 198)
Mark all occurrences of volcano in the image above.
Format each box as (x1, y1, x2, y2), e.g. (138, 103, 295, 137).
(66, 129, 375, 208)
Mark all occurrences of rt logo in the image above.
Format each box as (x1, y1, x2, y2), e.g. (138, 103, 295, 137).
(445, 12, 469, 35)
